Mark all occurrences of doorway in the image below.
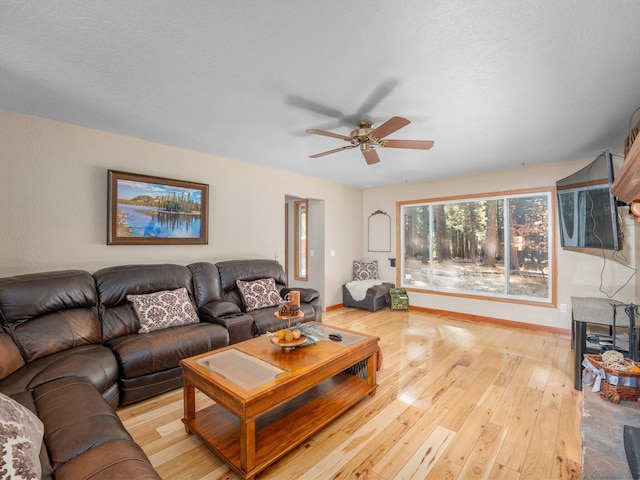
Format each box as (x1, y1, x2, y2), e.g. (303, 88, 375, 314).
(284, 195, 325, 309)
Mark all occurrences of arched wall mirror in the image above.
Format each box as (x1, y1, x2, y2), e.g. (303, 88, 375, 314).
(368, 210, 391, 252)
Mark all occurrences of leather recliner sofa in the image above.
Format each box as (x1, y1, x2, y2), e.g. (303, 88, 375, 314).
(0, 259, 321, 478)
(190, 259, 322, 335)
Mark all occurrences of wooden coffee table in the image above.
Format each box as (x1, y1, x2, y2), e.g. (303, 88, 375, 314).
(180, 322, 379, 480)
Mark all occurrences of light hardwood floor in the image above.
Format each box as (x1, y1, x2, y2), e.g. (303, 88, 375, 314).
(117, 307, 582, 479)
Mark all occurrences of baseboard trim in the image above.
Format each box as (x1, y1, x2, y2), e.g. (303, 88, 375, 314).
(325, 303, 570, 336)
(409, 305, 571, 336)
(325, 303, 344, 312)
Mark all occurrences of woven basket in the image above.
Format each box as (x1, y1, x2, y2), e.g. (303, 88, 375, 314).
(584, 354, 640, 403)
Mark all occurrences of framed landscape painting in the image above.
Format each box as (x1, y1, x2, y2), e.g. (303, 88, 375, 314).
(108, 170, 208, 245)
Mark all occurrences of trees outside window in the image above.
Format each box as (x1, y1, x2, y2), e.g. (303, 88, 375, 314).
(400, 191, 552, 303)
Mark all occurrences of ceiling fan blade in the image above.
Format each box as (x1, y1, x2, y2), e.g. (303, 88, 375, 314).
(285, 95, 345, 119)
(354, 78, 401, 120)
(309, 145, 355, 158)
(306, 128, 351, 141)
(362, 148, 381, 165)
(383, 139, 434, 150)
(370, 116, 410, 139)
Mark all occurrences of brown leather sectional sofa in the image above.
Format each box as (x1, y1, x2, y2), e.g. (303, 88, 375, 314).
(0, 259, 321, 479)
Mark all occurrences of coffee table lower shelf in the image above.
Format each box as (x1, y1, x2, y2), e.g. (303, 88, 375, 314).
(183, 372, 375, 479)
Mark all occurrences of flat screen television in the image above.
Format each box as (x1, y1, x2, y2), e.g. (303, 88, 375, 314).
(556, 150, 623, 251)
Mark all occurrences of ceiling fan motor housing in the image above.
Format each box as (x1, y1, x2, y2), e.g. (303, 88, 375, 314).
(351, 121, 378, 147)
(352, 120, 373, 135)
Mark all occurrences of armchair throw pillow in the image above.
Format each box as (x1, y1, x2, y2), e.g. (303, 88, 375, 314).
(353, 260, 379, 281)
(236, 278, 282, 312)
(127, 287, 200, 334)
(0, 392, 44, 480)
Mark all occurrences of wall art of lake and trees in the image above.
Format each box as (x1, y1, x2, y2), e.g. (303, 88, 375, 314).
(116, 179, 203, 238)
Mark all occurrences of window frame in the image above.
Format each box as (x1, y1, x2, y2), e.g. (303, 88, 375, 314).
(294, 199, 308, 281)
(397, 188, 556, 307)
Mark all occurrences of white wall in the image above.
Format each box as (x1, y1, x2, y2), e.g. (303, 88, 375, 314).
(0, 109, 363, 307)
(306, 199, 325, 301)
(363, 161, 638, 330)
(3, 108, 634, 326)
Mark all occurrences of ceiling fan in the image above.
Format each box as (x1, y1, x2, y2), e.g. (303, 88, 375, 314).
(305, 116, 434, 165)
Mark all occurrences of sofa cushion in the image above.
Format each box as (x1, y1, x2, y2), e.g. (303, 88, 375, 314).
(118, 368, 183, 407)
(353, 260, 379, 280)
(127, 288, 199, 334)
(0, 392, 44, 480)
(105, 323, 228, 379)
(0, 345, 119, 404)
(236, 278, 282, 312)
(95, 264, 196, 341)
(187, 262, 223, 307)
(215, 259, 287, 310)
(53, 438, 160, 480)
(217, 260, 288, 292)
(0, 270, 100, 362)
(33, 377, 131, 470)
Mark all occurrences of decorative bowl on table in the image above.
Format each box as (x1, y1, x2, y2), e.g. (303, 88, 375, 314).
(271, 335, 307, 352)
(270, 325, 305, 352)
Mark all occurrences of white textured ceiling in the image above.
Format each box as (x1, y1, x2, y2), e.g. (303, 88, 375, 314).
(2, 1, 640, 188)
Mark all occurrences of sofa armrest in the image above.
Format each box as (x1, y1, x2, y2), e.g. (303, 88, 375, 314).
(281, 287, 322, 323)
(198, 302, 253, 343)
(198, 300, 241, 319)
(203, 312, 254, 344)
(0, 332, 25, 381)
(281, 287, 319, 304)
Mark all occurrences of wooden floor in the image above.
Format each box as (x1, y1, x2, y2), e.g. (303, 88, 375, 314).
(117, 308, 583, 480)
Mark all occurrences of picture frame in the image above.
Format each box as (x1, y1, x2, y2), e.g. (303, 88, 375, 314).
(108, 170, 208, 245)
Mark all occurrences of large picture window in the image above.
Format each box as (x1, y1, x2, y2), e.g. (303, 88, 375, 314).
(399, 190, 554, 304)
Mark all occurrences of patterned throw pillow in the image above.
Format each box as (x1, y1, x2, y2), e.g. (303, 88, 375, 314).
(236, 278, 282, 312)
(353, 260, 379, 280)
(127, 287, 200, 334)
(0, 392, 44, 480)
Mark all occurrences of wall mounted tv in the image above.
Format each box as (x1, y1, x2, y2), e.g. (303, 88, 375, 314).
(556, 150, 623, 251)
